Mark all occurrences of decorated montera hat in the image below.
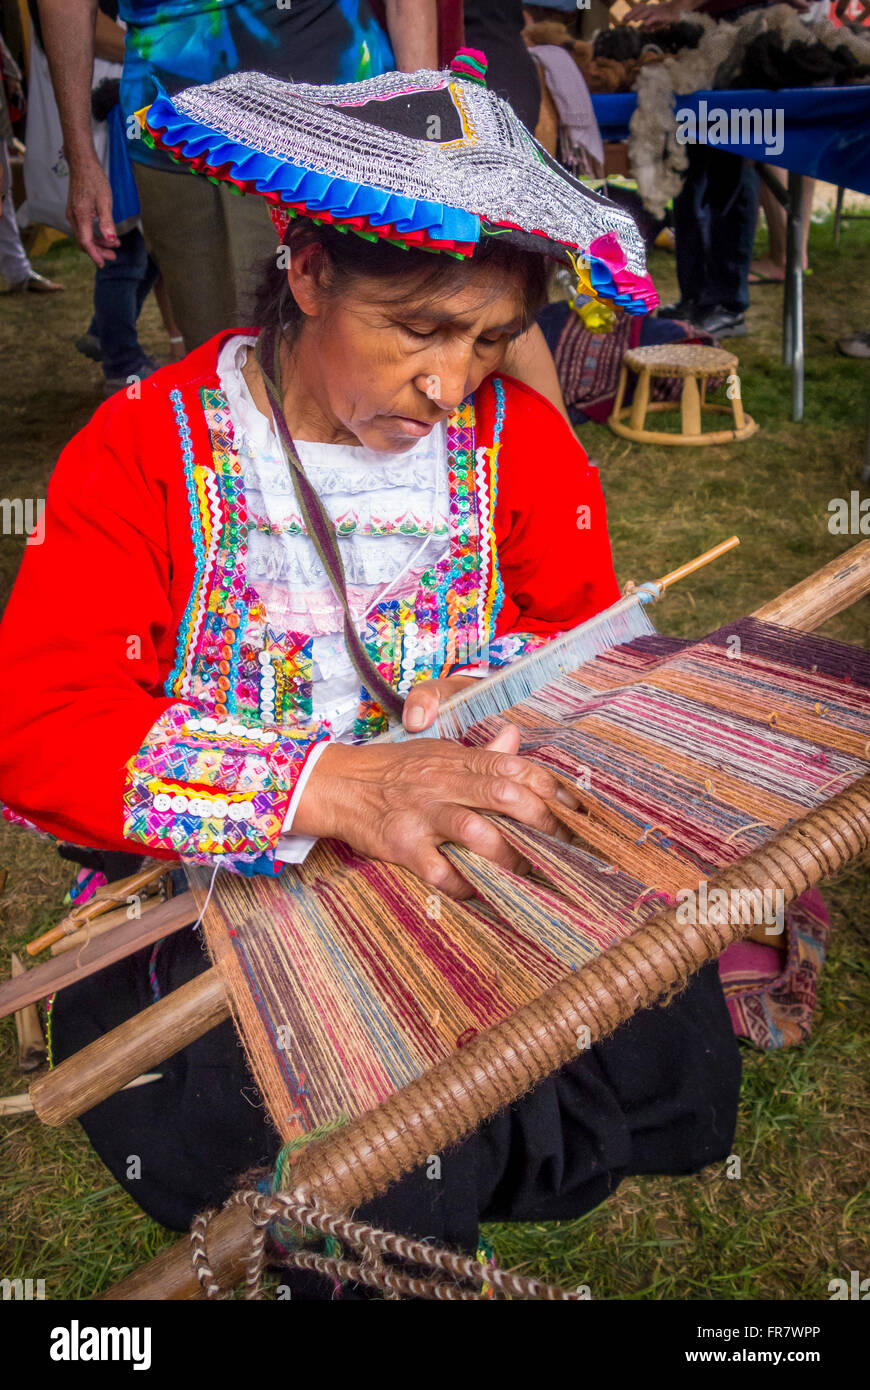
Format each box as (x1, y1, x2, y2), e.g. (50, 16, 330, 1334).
(137, 50, 657, 315)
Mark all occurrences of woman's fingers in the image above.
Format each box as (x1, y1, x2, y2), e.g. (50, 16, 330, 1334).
(459, 740, 580, 819)
(409, 807, 528, 899)
(403, 680, 441, 733)
(482, 725, 581, 809)
(484, 721, 521, 755)
(402, 675, 480, 733)
(437, 803, 528, 871)
(411, 843, 477, 900)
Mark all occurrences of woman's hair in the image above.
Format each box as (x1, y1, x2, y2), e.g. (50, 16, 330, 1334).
(248, 219, 550, 344)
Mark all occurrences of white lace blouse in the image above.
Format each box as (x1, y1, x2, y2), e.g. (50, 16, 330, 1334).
(216, 333, 452, 858)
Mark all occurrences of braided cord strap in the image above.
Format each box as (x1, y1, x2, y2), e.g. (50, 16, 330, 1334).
(218, 1189, 581, 1301)
(286, 774, 870, 1211)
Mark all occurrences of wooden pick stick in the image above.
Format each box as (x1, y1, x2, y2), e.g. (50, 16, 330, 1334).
(0, 891, 196, 1020)
(411, 535, 742, 737)
(52, 894, 166, 957)
(655, 535, 740, 593)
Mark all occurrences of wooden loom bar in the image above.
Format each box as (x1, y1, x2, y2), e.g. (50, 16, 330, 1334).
(752, 538, 870, 631)
(52, 901, 160, 957)
(26, 861, 174, 957)
(26, 545, 870, 1129)
(29, 968, 229, 1127)
(0, 892, 197, 1020)
(104, 773, 870, 1299)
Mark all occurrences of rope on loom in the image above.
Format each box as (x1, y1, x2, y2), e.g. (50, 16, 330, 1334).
(189, 1120, 576, 1300)
(187, 1188, 582, 1301)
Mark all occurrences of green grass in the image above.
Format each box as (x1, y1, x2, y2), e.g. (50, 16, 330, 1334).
(1, 215, 869, 1299)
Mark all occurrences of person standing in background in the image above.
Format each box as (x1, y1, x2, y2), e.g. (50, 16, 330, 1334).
(463, 0, 541, 130)
(749, 0, 828, 285)
(631, 0, 810, 337)
(0, 23, 63, 291)
(37, 0, 437, 351)
(458, 1, 572, 417)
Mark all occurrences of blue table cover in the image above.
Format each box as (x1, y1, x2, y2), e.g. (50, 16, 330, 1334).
(592, 87, 870, 194)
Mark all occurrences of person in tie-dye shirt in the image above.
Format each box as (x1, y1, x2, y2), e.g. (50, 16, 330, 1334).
(38, 1, 436, 348)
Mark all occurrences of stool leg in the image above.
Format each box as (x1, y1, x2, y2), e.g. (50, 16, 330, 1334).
(612, 365, 628, 423)
(731, 379, 746, 431)
(681, 374, 702, 437)
(628, 367, 650, 432)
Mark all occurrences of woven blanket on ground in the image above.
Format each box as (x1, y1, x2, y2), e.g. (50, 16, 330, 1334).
(191, 618, 870, 1140)
(718, 887, 830, 1050)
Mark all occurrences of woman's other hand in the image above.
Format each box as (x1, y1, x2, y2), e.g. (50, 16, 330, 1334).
(401, 672, 479, 732)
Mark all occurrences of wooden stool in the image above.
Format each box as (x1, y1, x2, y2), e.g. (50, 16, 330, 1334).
(608, 344, 757, 446)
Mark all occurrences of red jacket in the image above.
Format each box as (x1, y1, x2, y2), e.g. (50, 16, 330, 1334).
(0, 331, 619, 869)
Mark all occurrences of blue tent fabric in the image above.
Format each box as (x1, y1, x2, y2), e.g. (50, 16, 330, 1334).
(592, 87, 870, 195)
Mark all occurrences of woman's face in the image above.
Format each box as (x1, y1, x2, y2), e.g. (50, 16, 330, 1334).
(285, 247, 528, 452)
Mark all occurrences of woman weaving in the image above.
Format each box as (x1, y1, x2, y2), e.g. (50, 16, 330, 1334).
(0, 57, 741, 1290)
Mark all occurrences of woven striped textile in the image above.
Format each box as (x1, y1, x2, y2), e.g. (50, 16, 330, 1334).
(191, 618, 870, 1139)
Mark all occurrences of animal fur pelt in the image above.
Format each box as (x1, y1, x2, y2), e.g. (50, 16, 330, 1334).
(628, 7, 870, 218)
(594, 22, 706, 61)
(524, 21, 672, 94)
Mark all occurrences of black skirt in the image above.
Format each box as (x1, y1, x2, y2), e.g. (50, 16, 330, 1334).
(50, 918, 742, 1267)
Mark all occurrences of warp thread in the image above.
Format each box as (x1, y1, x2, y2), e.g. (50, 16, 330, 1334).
(44, 991, 56, 1070)
(147, 941, 163, 1004)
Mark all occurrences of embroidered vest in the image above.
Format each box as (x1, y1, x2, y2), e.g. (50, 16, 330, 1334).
(165, 379, 509, 740)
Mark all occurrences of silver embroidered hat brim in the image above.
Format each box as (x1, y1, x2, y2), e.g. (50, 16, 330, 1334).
(159, 66, 649, 280)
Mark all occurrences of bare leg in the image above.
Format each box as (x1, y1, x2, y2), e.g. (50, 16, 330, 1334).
(151, 273, 185, 360)
(752, 168, 814, 280)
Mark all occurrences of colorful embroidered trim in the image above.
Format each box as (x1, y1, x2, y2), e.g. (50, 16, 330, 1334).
(166, 387, 209, 698)
(122, 704, 329, 863)
(480, 375, 506, 647)
(137, 97, 480, 258)
(247, 508, 450, 540)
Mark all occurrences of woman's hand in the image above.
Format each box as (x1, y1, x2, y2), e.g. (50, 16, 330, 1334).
(292, 676, 578, 898)
(400, 672, 480, 732)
